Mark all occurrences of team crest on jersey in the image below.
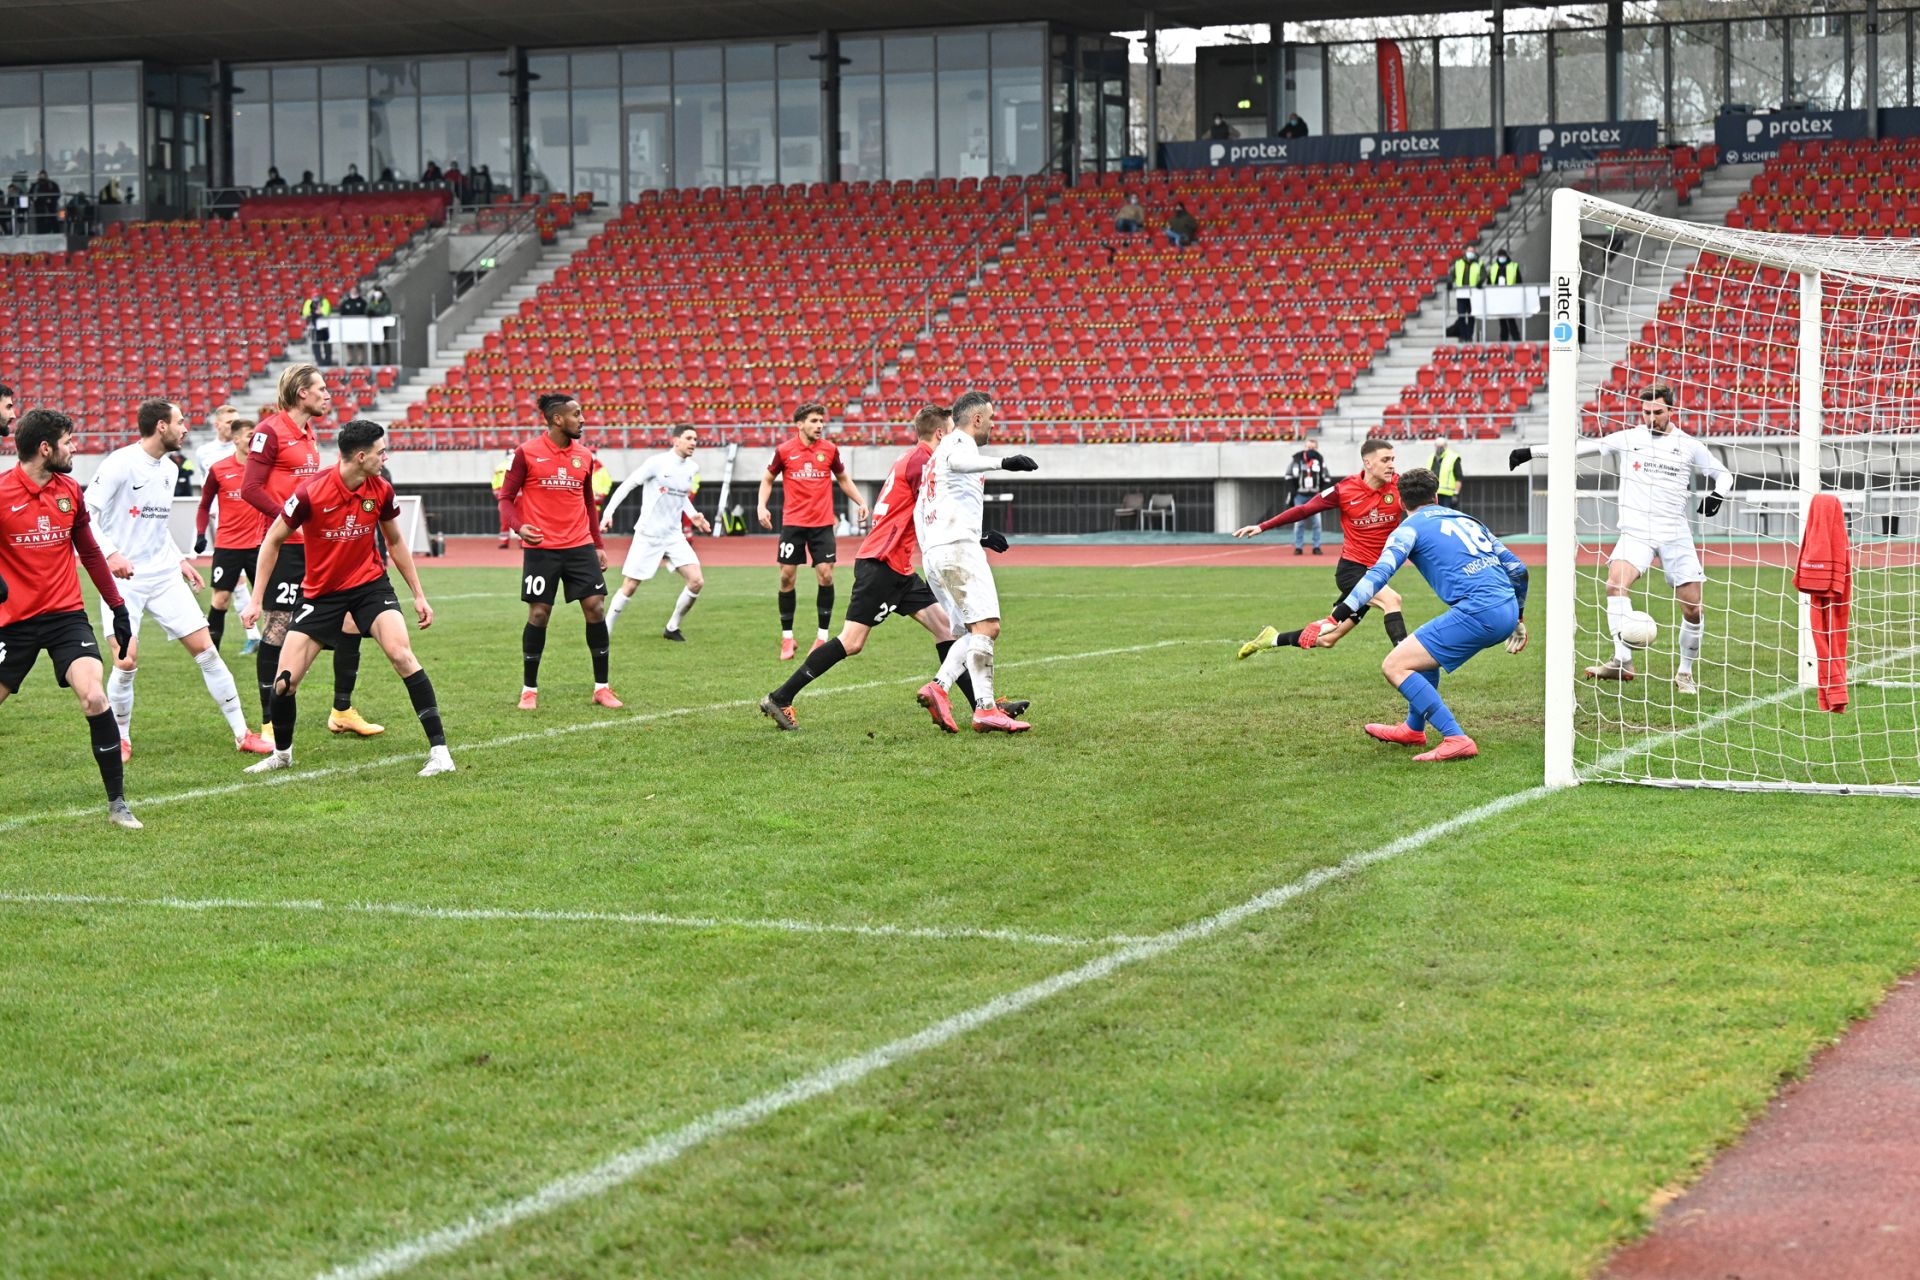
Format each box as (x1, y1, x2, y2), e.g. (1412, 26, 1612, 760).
(1382, 494, 1395, 505)
(815, 452, 824, 462)
(55, 497, 72, 513)
(361, 498, 376, 513)
(572, 456, 584, 469)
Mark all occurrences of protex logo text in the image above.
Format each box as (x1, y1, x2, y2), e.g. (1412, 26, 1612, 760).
(1545, 124, 1627, 149)
(1211, 140, 1290, 166)
(1551, 271, 1576, 349)
(1360, 134, 1441, 159)
(1748, 115, 1837, 142)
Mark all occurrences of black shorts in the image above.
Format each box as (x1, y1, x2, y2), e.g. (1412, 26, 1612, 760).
(777, 525, 837, 566)
(521, 545, 607, 604)
(844, 558, 939, 629)
(208, 547, 259, 595)
(264, 543, 307, 613)
(292, 576, 402, 648)
(0, 610, 104, 692)
(1334, 556, 1375, 620)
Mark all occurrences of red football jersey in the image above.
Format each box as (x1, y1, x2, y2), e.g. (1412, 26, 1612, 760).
(281, 467, 399, 597)
(497, 436, 601, 550)
(245, 410, 324, 546)
(0, 468, 100, 626)
(1324, 473, 1404, 564)
(857, 441, 932, 575)
(766, 434, 844, 528)
(207, 452, 270, 550)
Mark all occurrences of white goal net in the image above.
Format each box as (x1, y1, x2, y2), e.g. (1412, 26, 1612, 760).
(1540, 187, 1920, 795)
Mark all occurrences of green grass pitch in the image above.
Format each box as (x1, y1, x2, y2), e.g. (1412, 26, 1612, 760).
(3, 562, 1918, 1278)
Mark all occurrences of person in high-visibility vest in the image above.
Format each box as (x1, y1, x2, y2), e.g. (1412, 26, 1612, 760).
(300, 294, 333, 365)
(491, 449, 516, 548)
(1488, 249, 1523, 341)
(1427, 435, 1465, 509)
(1447, 247, 1482, 342)
(590, 457, 614, 517)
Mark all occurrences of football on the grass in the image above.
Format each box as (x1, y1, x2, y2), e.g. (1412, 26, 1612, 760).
(1618, 609, 1659, 649)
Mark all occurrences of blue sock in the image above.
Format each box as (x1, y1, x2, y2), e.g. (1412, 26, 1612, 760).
(1399, 671, 1462, 738)
(1406, 668, 1440, 731)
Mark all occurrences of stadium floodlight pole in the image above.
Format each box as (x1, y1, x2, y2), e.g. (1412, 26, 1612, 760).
(1796, 268, 1824, 688)
(1543, 185, 1582, 789)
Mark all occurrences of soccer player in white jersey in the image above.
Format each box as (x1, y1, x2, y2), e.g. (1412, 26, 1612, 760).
(913, 390, 1040, 733)
(1509, 383, 1733, 694)
(600, 423, 711, 641)
(191, 404, 260, 654)
(84, 399, 274, 757)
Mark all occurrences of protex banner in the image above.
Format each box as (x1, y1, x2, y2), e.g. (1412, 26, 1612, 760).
(1161, 127, 1494, 171)
(1714, 109, 1868, 164)
(1510, 119, 1658, 165)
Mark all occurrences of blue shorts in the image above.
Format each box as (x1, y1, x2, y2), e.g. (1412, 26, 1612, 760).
(1414, 598, 1520, 673)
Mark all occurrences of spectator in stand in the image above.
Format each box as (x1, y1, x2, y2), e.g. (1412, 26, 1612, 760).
(1447, 246, 1482, 342)
(1286, 443, 1329, 555)
(336, 286, 370, 364)
(1280, 112, 1310, 139)
(1427, 435, 1465, 508)
(1488, 248, 1522, 341)
(62, 190, 94, 236)
(29, 169, 60, 232)
(1166, 201, 1200, 249)
(4, 181, 24, 234)
(301, 293, 334, 366)
(297, 169, 317, 188)
(97, 177, 122, 204)
(1115, 192, 1145, 234)
(340, 163, 367, 190)
(470, 164, 495, 202)
(366, 285, 394, 362)
(1206, 113, 1236, 141)
(421, 159, 444, 183)
(443, 160, 466, 202)
(262, 166, 288, 191)
(377, 165, 397, 184)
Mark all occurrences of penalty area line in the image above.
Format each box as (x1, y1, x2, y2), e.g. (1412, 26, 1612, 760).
(0, 890, 1145, 950)
(0, 638, 1220, 833)
(312, 783, 1552, 1280)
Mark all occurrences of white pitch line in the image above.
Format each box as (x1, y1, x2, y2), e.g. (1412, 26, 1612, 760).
(314, 784, 1551, 1280)
(0, 638, 1215, 833)
(0, 891, 1144, 950)
(1128, 548, 1276, 568)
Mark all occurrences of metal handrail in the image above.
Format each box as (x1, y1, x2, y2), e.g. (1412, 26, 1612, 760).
(443, 201, 545, 310)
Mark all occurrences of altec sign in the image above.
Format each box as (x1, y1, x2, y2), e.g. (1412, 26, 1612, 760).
(1551, 272, 1576, 350)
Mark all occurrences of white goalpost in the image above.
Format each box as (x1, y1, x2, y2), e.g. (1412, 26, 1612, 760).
(1542, 186, 1920, 795)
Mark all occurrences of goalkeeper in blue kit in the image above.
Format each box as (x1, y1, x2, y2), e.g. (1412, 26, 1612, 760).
(1300, 467, 1530, 762)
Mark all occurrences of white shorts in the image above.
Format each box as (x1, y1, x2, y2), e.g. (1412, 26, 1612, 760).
(1609, 533, 1705, 588)
(923, 541, 1001, 625)
(622, 534, 699, 582)
(102, 569, 209, 644)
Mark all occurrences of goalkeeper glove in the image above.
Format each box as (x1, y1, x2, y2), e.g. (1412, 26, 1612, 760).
(1697, 492, 1724, 518)
(980, 530, 1010, 553)
(1000, 455, 1039, 472)
(1508, 446, 1534, 470)
(1329, 601, 1356, 625)
(194, 533, 208, 555)
(111, 603, 133, 660)
(1505, 619, 1529, 654)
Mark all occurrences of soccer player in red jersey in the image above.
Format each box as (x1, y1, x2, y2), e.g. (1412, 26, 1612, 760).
(756, 403, 868, 659)
(241, 420, 452, 777)
(242, 364, 381, 738)
(0, 409, 143, 828)
(1232, 438, 1411, 653)
(759, 406, 1024, 731)
(195, 417, 268, 653)
(495, 392, 618, 710)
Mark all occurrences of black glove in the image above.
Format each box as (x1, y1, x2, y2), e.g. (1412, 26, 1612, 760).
(194, 533, 208, 555)
(980, 530, 1010, 554)
(1000, 455, 1039, 473)
(1508, 447, 1534, 470)
(1697, 493, 1724, 518)
(1329, 601, 1356, 625)
(111, 603, 133, 660)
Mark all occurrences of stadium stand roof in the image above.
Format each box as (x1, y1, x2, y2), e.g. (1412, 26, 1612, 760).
(1, 0, 1483, 64)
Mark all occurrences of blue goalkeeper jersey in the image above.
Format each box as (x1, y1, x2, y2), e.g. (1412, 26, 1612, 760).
(1344, 504, 1530, 615)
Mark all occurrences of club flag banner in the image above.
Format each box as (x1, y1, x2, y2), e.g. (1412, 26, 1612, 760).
(1378, 41, 1409, 133)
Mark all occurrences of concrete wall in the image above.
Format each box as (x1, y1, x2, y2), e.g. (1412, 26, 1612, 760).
(374, 234, 451, 369)
(426, 232, 540, 357)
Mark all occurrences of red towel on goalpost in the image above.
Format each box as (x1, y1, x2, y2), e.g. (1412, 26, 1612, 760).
(1793, 493, 1852, 713)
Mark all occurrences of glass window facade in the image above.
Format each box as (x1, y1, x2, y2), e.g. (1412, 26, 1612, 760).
(1729, 19, 1785, 110)
(1438, 36, 1490, 129)
(1504, 32, 1549, 132)
(1671, 23, 1726, 144)
(1552, 28, 1608, 122)
(1879, 11, 1911, 108)
(1792, 14, 1851, 110)
(1620, 25, 1666, 128)
(0, 64, 143, 205)
(1326, 42, 1377, 134)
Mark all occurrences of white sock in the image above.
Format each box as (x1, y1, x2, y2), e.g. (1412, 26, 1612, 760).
(668, 587, 699, 630)
(1679, 616, 1704, 673)
(964, 634, 996, 709)
(606, 588, 633, 633)
(195, 646, 252, 739)
(781, 627, 794, 639)
(233, 579, 253, 622)
(1606, 596, 1633, 663)
(935, 634, 973, 689)
(107, 665, 136, 737)
(817, 627, 830, 641)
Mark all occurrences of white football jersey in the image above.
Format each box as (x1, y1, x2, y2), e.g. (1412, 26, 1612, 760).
(916, 429, 995, 551)
(194, 438, 234, 481)
(1584, 425, 1732, 542)
(625, 451, 701, 543)
(85, 443, 183, 572)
